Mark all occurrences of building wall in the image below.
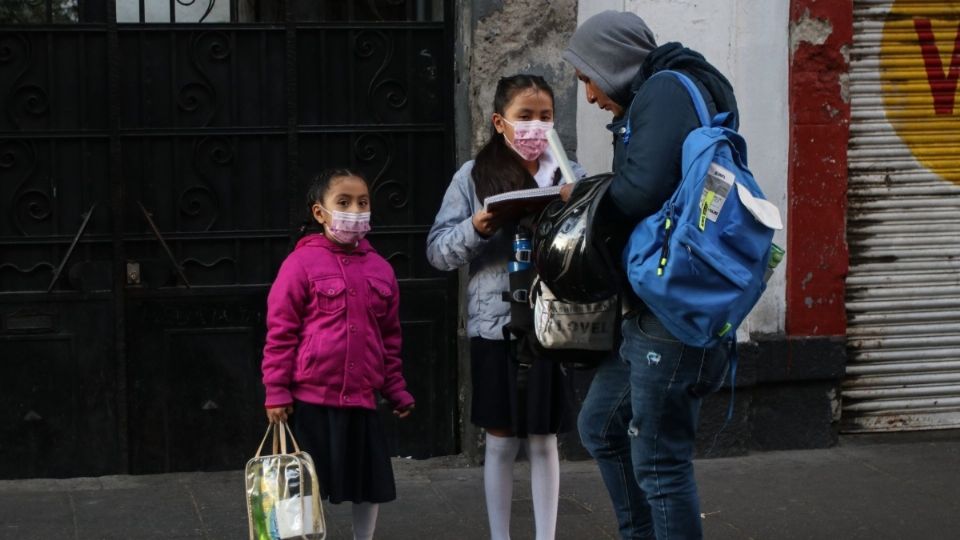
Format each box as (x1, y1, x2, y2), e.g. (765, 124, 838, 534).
(575, 0, 791, 337)
(454, 0, 582, 460)
(459, 0, 581, 161)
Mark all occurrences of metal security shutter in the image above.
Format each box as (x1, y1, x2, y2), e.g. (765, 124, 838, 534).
(845, 0, 960, 431)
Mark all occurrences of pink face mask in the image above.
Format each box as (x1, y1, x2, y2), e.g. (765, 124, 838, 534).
(503, 119, 554, 161)
(322, 207, 371, 245)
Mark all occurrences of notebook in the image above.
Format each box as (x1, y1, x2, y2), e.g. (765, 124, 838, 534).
(483, 185, 563, 214)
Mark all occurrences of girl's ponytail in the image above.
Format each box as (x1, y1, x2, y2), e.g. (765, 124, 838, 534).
(296, 219, 321, 241)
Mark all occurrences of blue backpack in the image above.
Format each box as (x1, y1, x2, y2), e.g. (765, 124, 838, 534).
(623, 70, 782, 349)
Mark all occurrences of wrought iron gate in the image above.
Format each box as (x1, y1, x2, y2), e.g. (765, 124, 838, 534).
(0, 0, 457, 478)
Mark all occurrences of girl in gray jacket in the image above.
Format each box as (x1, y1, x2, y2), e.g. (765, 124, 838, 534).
(427, 74, 585, 540)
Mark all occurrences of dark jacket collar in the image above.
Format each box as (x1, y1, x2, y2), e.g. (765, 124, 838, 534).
(617, 42, 739, 124)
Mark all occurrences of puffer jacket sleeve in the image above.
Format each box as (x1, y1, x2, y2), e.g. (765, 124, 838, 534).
(426, 163, 491, 271)
(261, 255, 308, 408)
(378, 274, 415, 411)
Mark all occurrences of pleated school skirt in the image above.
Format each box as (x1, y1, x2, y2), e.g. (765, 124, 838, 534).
(469, 337, 572, 436)
(291, 401, 396, 504)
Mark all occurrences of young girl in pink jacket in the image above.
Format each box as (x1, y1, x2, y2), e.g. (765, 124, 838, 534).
(262, 168, 415, 540)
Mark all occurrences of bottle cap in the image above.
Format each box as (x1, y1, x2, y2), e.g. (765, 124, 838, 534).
(768, 243, 785, 267)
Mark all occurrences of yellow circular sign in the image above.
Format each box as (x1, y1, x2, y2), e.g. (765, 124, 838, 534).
(881, 2, 960, 183)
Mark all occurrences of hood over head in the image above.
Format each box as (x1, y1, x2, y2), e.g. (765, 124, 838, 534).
(562, 11, 657, 108)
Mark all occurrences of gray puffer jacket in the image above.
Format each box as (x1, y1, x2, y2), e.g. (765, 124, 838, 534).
(426, 158, 587, 340)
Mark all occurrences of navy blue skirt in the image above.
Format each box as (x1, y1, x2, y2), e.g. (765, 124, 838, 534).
(291, 401, 396, 504)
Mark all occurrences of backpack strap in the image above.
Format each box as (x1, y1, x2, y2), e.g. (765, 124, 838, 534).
(726, 339, 738, 421)
(622, 70, 706, 144)
(624, 69, 736, 146)
(668, 71, 747, 166)
(653, 70, 713, 127)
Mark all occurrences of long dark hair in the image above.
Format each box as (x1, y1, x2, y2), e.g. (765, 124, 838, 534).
(472, 74, 555, 202)
(297, 168, 368, 239)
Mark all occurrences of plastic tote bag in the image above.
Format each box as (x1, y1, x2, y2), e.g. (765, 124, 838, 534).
(245, 422, 326, 540)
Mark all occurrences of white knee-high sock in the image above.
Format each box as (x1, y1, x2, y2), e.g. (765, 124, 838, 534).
(525, 434, 559, 540)
(484, 433, 521, 540)
(352, 502, 379, 540)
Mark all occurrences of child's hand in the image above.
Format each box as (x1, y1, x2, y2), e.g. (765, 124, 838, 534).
(393, 404, 415, 419)
(471, 209, 503, 237)
(266, 406, 293, 424)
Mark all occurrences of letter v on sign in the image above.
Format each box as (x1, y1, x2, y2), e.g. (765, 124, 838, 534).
(882, 3, 960, 184)
(913, 18, 960, 115)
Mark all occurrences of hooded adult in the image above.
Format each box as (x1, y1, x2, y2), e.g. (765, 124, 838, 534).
(564, 11, 739, 227)
(562, 11, 735, 540)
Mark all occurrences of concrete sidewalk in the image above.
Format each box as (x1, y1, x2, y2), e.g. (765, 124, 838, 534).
(1, 432, 958, 539)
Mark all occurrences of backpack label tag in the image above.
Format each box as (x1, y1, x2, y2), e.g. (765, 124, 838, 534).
(699, 162, 734, 225)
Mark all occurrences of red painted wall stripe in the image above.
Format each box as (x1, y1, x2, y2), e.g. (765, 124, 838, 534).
(787, 0, 852, 336)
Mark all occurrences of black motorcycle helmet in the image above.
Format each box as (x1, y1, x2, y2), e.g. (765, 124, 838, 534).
(532, 173, 620, 303)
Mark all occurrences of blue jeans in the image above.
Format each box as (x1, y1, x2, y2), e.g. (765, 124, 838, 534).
(578, 312, 729, 540)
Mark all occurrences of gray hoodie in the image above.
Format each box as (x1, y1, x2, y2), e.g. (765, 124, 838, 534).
(562, 11, 657, 108)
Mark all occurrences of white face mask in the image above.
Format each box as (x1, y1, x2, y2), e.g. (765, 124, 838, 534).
(321, 207, 371, 245)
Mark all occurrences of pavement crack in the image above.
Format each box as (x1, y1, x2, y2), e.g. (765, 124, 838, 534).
(703, 509, 754, 540)
(426, 481, 458, 514)
(719, 518, 754, 540)
(183, 483, 210, 540)
(67, 492, 80, 540)
(835, 446, 915, 492)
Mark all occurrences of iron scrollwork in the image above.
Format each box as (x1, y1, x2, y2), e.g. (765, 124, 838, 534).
(177, 31, 230, 126)
(1, 33, 50, 129)
(178, 185, 219, 230)
(353, 133, 409, 211)
(0, 261, 55, 281)
(176, 0, 218, 24)
(2, 139, 52, 236)
(179, 135, 231, 231)
(354, 30, 409, 122)
(373, 178, 409, 210)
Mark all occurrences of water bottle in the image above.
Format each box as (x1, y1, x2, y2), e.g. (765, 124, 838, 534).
(764, 243, 785, 282)
(509, 232, 532, 274)
(507, 231, 534, 327)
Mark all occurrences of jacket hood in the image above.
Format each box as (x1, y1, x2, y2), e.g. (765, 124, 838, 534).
(562, 11, 657, 109)
(294, 233, 372, 253)
(630, 42, 739, 120)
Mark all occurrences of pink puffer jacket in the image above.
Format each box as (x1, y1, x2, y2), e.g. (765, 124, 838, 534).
(261, 234, 414, 412)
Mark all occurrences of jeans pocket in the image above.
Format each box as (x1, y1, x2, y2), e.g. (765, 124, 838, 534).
(621, 318, 686, 376)
(689, 347, 729, 398)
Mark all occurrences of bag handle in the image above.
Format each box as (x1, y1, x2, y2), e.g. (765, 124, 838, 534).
(277, 421, 303, 455)
(254, 424, 273, 459)
(254, 422, 303, 458)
